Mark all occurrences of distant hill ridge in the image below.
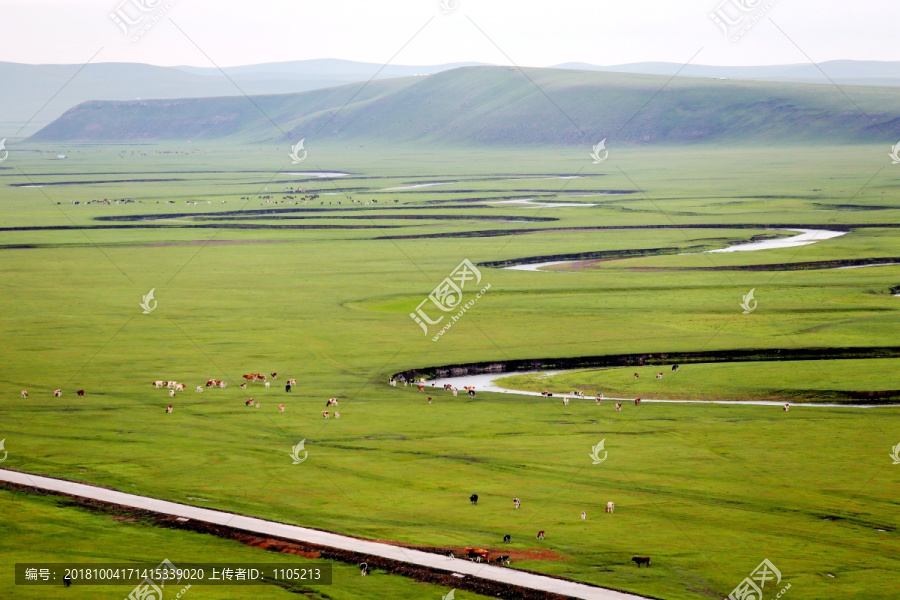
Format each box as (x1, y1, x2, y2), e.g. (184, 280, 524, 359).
(30, 65, 900, 145)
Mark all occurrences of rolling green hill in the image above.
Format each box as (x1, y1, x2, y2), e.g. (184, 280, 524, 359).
(30, 66, 900, 145)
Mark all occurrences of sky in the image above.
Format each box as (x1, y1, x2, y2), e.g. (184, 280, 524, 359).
(0, 0, 898, 68)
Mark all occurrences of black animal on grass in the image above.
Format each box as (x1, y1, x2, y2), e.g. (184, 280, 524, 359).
(632, 556, 651, 568)
(503, 534, 511, 543)
(470, 494, 478, 505)
(671, 364, 679, 372)
(285, 383, 292, 392)
(359, 562, 369, 576)
(495, 555, 510, 565)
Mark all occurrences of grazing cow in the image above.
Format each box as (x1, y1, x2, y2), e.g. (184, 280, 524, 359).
(240, 382, 248, 389)
(270, 373, 277, 379)
(468, 389, 476, 398)
(417, 385, 425, 392)
(465, 548, 489, 562)
(245, 399, 254, 406)
(495, 555, 511, 566)
(154, 381, 164, 388)
(503, 534, 511, 543)
(581, 511, 586, 520)
(195, 386, 203, 393)
(323, 411, 329, 419)
(166, 405, 174, 413)
(53, 389, 62, 397)
(167, 381, 177, 389)
(595, 397, 602, 405)
(21, 390, 27, 399)
(288, 378, 297, 386)
(632, 556, 651, 568)
(335, 412, 340, 418)
(672, 364, 679, 372)
(175, 383, 186, 392)
(389, 378, 396, 387)
(634, 398, 641, 406)
(278, 404, 285, 413)
(255, 401, 260, 408)
(563, 396, 569, 406)
(219, 381, 226, 389)
(359, 563, 368, 576)
(656, 372, 663, 380)
(285, 383, 292, 393)
(169, 390, 175, 398)
(606, 501, 615, 513)
(264, 381, 270, 388)
(537, 530, 545, 540)
(634, 372, 639, 379)
(427, 397, 432, 404)
(243, 374, 255, 382)
(452, 388, 458, 397)
(327, 398, 339, 406)
(615, 403, 622, 412)
(206, 379, 216, 387)
(513, 497, 520, 509)
(470, 494, 478, 505)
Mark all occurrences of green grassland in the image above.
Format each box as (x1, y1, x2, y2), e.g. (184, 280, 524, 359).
(1, 143, 899, 599)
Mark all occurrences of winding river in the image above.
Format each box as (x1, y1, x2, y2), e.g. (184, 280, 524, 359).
(425, 370, 888, 408)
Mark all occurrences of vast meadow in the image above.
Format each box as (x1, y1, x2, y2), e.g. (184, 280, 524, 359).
(1, 142, 899, 599)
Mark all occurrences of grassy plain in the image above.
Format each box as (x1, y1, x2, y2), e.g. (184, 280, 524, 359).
(0, 143, 898, 599)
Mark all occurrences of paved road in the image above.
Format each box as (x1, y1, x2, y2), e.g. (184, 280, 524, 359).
(1, 469, 648, 600)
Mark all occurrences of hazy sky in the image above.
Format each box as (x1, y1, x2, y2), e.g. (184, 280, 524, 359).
(1, 0, 898, 68)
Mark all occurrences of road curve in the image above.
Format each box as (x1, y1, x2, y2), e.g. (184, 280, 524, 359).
(0, 469, 649, 600)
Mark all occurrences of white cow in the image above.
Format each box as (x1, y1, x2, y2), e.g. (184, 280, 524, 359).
(169, 390, 175, 398)
(21, 390, 28, 399)
(783, 403, 790, 412)
(606, 501, 615, 513)
(581, 511, 586, 520)
(175, 383, 186, 392)
(219, 381, 226, 389)
(265, 381, 270, 388)
(195, 386, 203, 393)
(288, 378, 297, 386)
(563, 397, 569, 406)
(53, 389, 62, 397)
(323, 411, 330, 419)
(335, 412, 341, 419)
(615, 403, 622, 412)
(153, 381, 164, 388)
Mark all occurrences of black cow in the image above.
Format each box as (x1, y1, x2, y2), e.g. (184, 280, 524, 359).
(359, 562, 368, 576)
(495, 555, 510, 565)
(470, 494, 478, 505)
(632, 556, 651, 568)
(671, 364, 679, 372)
(503, 534, 511, 543)
(285, 383, 292, 392)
